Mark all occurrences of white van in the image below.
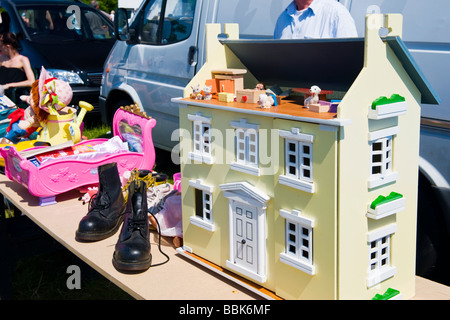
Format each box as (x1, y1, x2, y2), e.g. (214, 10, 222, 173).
(100, 0, 292, 151)
(100, 0, 449, 285)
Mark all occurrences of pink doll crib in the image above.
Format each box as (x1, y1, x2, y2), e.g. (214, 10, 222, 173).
(0, 105, 157, 206)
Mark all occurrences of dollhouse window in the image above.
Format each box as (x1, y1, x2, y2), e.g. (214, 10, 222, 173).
(188, 179, 214, 231)
(368, 126, 399, 189)
(278, 128, 315, 193)
(279, 209, 315, 275)
(230, 119, 260, 176)
(286, 140, 313, 181)
(367, 224, 397, 287)
(370, 137, 392, 176)
(188, 113, 213, 164)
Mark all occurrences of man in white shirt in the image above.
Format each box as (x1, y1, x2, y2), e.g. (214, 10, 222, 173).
(274, 0, 358, 39)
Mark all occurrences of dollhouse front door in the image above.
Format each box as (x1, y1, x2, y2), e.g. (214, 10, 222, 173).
(232, 201, 258, 274)
(221, 181, 269, 283)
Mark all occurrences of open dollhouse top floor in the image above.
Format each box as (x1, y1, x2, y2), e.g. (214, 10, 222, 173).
(176, 95, 350, 127)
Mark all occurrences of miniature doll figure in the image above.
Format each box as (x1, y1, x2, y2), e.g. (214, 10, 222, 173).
(304, 85, 321, 108)
(190, 84, 202, 99)
(257, 93, 274, 109)
(255, 83, 265, 90)
(2, 66, 72, 143)
(257, 89, 278, 109)
(203, 84, 212, 100)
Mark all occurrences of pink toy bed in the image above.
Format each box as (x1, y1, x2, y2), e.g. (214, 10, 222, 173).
(0, 106, 156, 206)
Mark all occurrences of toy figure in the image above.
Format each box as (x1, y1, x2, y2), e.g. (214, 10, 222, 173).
(190, 84, 202, 99)
(257, 93, 274, 109)
(255, 83, 265, 90)
(304, 85, 321, 108)
(203, 85, 212, 100)
(257, 89, 278, 109)
(2, 67, 72, 143)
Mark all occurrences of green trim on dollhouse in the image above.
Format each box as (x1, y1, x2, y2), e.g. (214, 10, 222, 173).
(372, 288, 401, 300)
(371, 94, 405, 110)
(368, 94, 408, 120)
(367, 192, 405, 220)
(370, 192, 403, 209)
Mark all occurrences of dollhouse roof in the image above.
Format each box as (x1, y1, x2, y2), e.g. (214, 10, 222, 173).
(222, 36, 440, 105)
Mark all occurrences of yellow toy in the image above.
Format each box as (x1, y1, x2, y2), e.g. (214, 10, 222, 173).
(0, 66, 92, 166)
(38, 101, 93, 145)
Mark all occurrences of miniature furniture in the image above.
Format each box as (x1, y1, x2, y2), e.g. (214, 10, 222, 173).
(173, 16, 440, 300)
(0, 105, 157, 206)
(206, 69, 246, 97)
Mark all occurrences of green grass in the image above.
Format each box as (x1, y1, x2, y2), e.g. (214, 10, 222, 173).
(83, 121, 112, 140)
(9, 120, 179, 300)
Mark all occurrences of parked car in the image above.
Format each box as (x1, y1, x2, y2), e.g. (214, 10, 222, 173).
(0, 0, 115, 113)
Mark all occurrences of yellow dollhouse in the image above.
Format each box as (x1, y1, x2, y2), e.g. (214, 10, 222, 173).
(172, 14, 440, 300)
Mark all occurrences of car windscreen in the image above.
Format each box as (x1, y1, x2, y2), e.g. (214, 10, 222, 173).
(16, 4, 113, 43)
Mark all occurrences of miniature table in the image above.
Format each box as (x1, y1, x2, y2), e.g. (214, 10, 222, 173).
(0, 174, 448, 300)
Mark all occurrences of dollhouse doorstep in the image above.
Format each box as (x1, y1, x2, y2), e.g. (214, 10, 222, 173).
(176, 247, 282, 300)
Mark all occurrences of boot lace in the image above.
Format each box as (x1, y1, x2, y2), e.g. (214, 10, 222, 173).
(128, 219, 147, 234)
(88, 192, 111, 212)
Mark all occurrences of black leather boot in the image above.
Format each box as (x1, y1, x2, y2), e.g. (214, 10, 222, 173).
(113, 179, 152, 273)
(75, 163, 126, 242)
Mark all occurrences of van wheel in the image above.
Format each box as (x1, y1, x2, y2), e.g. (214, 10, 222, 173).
(109, 98, 133, 132)
(416, 172, 450, 286)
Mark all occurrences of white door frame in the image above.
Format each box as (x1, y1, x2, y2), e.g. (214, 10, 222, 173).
(220, 182, 270, 283)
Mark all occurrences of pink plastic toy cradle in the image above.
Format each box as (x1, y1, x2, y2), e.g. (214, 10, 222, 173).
(0, 107, 157, 206)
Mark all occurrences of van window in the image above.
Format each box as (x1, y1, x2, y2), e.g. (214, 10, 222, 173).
(141, 0, 196, 45)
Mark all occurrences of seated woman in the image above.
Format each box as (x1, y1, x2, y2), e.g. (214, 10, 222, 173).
(0, 32, 35, 98)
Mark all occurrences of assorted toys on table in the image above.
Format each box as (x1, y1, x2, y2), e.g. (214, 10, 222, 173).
(0, 104, 157, 206)
(0, 13, 443, 299)
(0, 67, 94, 168)
(1, 64, 183, 275)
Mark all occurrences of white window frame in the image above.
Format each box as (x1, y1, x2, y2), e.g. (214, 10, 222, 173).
(230, 119, 260, 176)
(367, 224, 397, 287)
(278, 128, 315, 193)
(279, 209, 315, 275)
(188, 179, 214, 231)
(368, 126, 399, 189)
(188, 113, 213, 164)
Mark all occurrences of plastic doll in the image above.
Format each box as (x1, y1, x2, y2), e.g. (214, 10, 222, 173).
(2, 66, 72, 143)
